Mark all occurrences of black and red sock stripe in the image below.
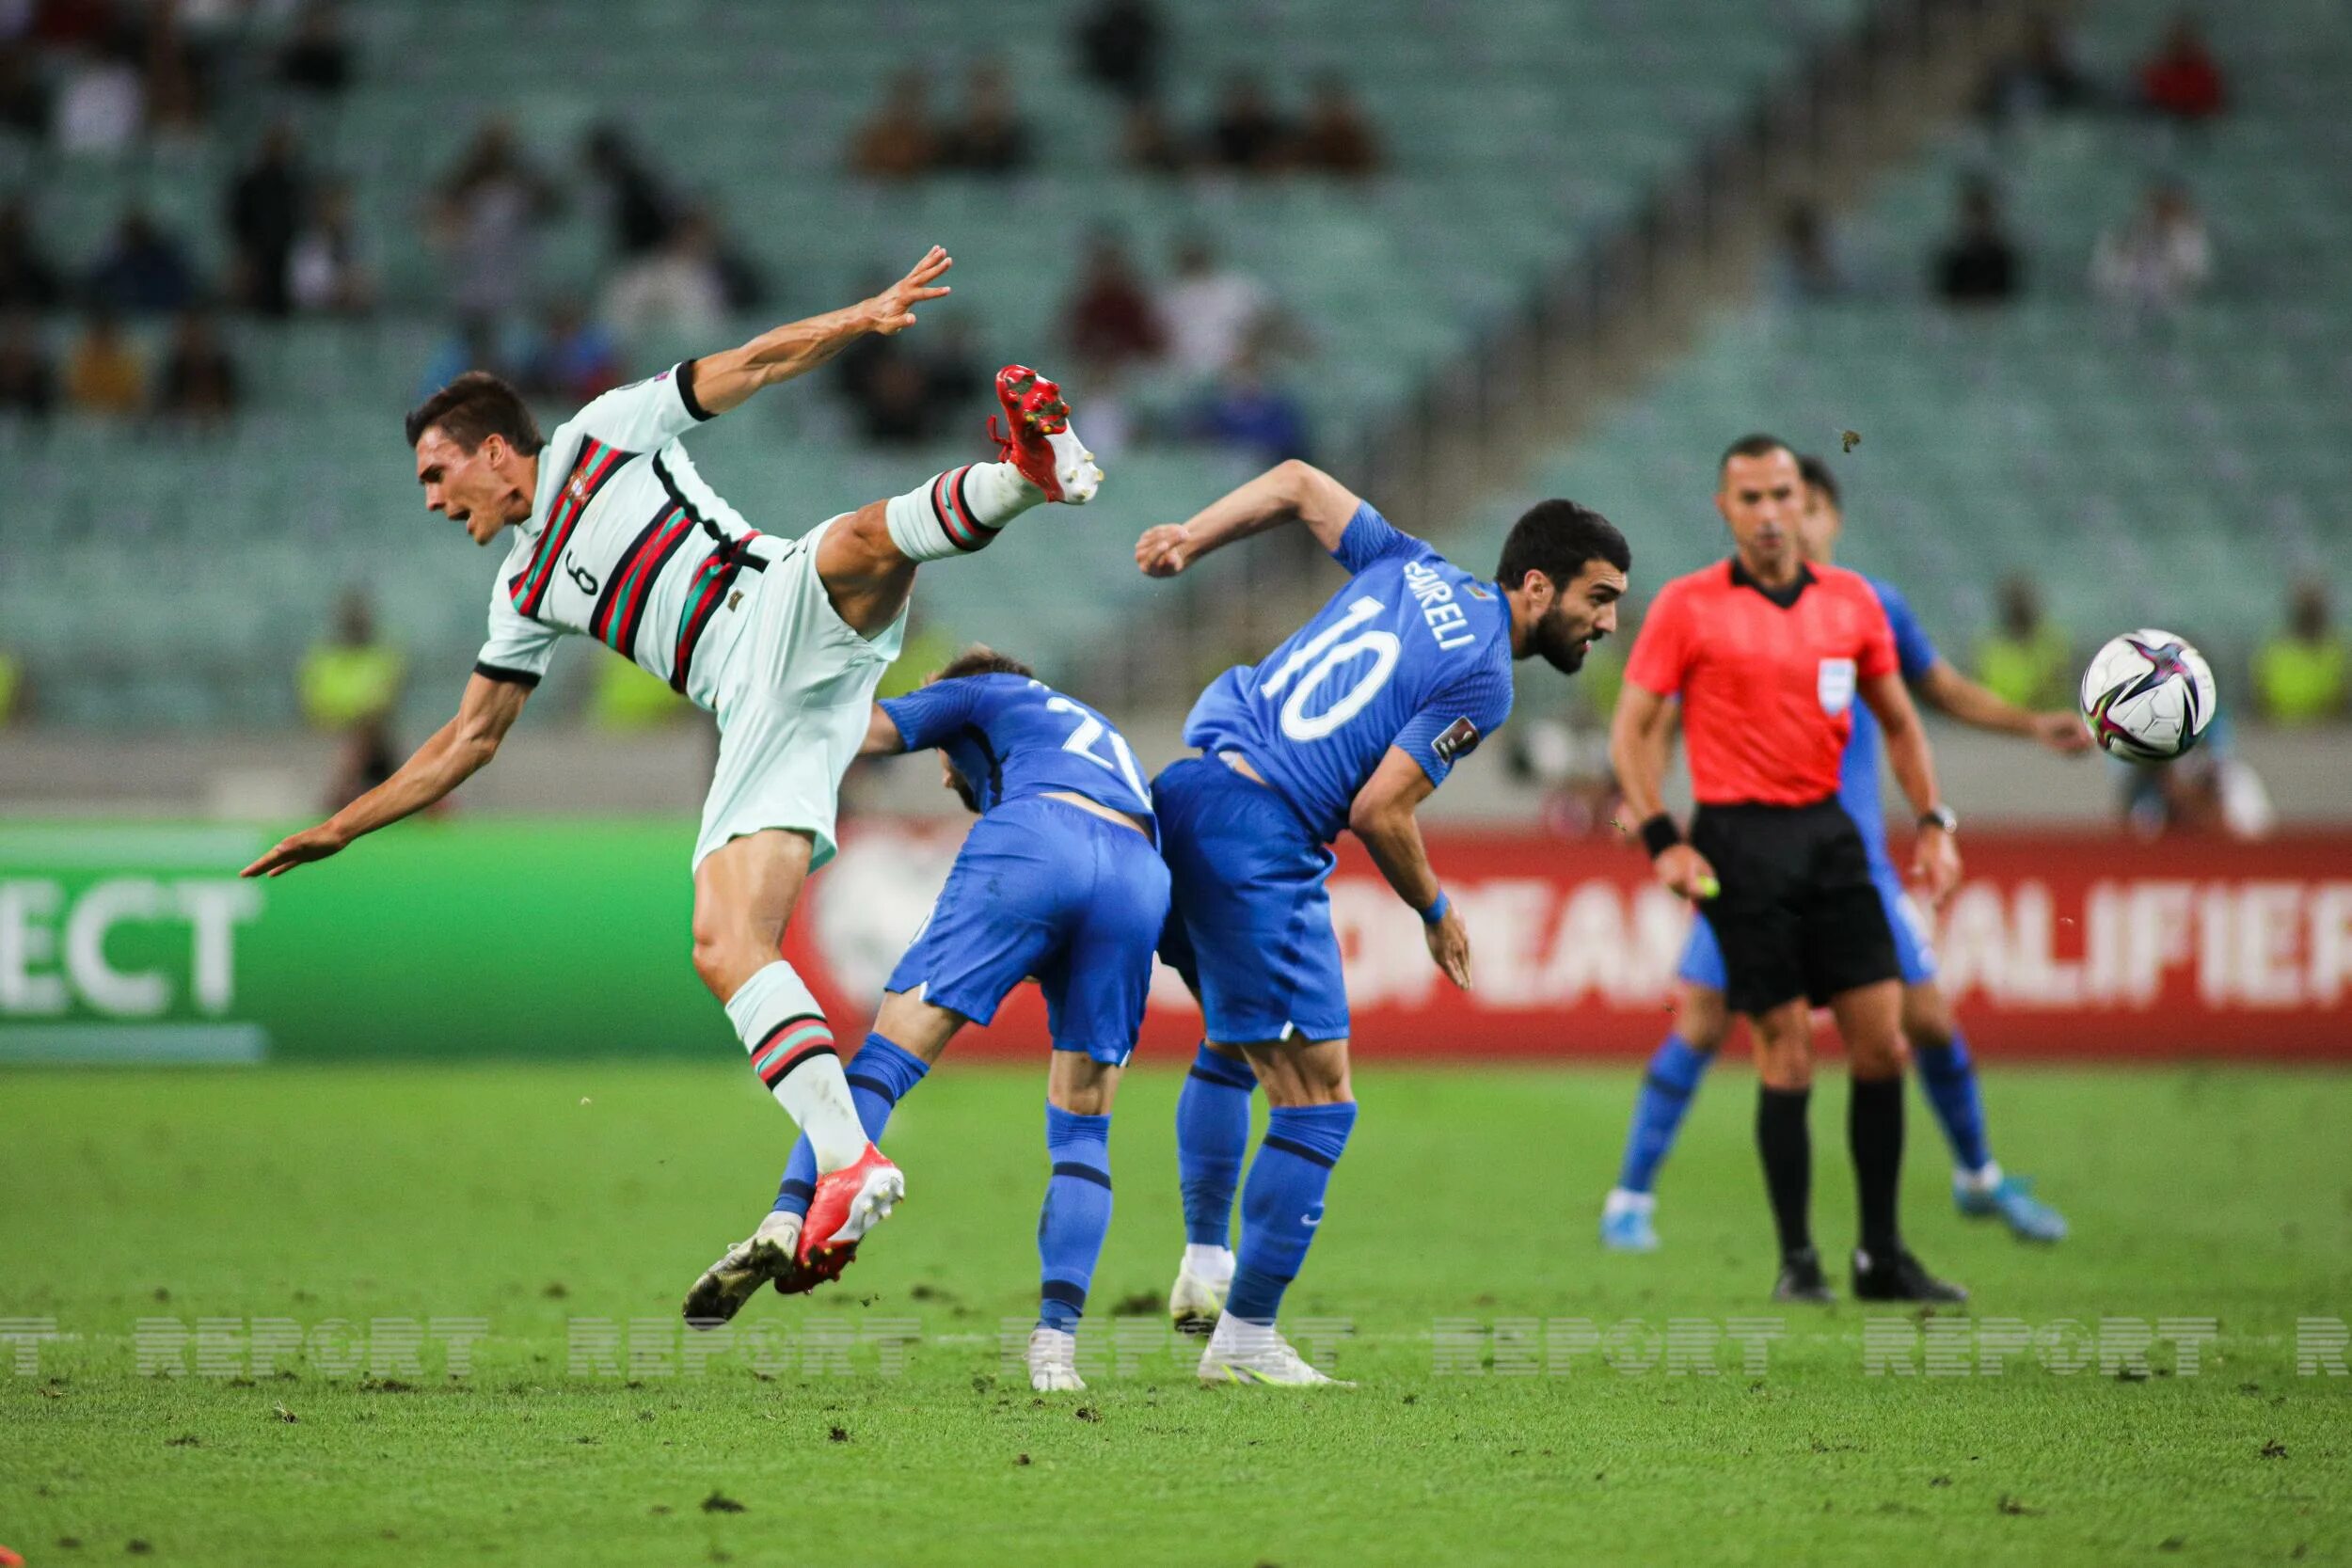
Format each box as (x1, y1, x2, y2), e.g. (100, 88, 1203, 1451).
(928, 465, 998, 553)
(748, 1015, 837, 1089)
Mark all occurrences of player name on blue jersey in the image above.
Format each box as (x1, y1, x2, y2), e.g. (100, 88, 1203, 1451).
(1183, 502, 1518, 844)
(881, 673, 1155, 830)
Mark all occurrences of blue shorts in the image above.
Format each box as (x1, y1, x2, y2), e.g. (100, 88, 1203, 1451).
(1678, 863, 1937, 992)
(886, 796, 1170, 1065)
(1152, 755, 1350, 1044)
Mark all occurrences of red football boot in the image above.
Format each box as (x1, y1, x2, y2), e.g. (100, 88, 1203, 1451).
(794, 1143, 905, 1286)
(991, 364, 1102, 503)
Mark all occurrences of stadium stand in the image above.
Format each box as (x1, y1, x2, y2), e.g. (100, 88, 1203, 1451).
(2, 0, 1867, 729)
(1477, 0, 2352, 684)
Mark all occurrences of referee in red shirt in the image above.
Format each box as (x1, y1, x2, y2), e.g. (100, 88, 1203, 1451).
(1611, 436, 1965, 1304)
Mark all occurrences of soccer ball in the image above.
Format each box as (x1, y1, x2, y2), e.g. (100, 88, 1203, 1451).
(2078, 629, 2217, 762)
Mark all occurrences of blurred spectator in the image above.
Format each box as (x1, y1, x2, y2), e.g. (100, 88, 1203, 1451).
(0, 40, 53, 136)
(51, 34, 142, 152)
(700, 200, 770, 311)
(834, 294, 979, 443)
(580, 121, 676, 260)
(1073, 0, 1161, 103)
(226, 121, 309, 316)
(1979, 15, 2098, 121)
(1973, 575, 2073, 711)
(155, 307, 238, 424)
(940, 59, 1032, 175)
(62, 306, 142, 414)
(1931, 179, 2022, 307)
(526, 296, 624, 404)
(1160, 236, 1270, 377)
(300, 590, 406, 811)
(1204, 72, 1289, 174)
(1190, 347, 1309, 466)
(602, 207, 726, 350)
(87, 207, 198, 314)
(2122, 711, 2272, 839)
(2137, 14, 2225, 122)
(847, 69, 938, 182)
(287, 178, 374, 314)
(2091, 182, 2212, 314)
(1293, 74, 1381, 178)
(0, 309, 55, 420)
(1120, 96, 1186, 174)
(2252, 579, 2347, 726)
(141, 2, 204, 136)
(0, 198, 62, 309)
(277, 0, 353, 96)
(1772, 201, 1844, 301)
(1066, 231, 1163, 373)
(431, 117, 560, 319)
(417, 312, 515, 402)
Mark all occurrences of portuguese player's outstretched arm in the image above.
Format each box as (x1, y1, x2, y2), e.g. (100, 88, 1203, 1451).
(1349, 747, 1472, 990)
(1134, 459, 1363, 578)
(240, 673, 531, 879)
(1915, 659, 2092, 753)
(685, 246, 954, 416)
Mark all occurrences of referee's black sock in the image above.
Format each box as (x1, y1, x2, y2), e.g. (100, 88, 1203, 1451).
(1848, 1075, 1905, 1260)
(1755, 1085, 1813, 1257)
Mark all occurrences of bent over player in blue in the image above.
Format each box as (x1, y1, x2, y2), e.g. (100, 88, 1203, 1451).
(1599, 455, 2090, 1253)
(684, 647, 1168, 1395)
(1135, 460, 1631, 1386)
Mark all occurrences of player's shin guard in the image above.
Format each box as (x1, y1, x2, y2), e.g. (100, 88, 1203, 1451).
(882, 463, 1042, 562)
(1756, 1085, 1814, 1257)
(1226, 1102, 1358, 1326)
(1848, 1075, 1905, 1260)
(773, 1033, 930, 1218)
(1615, 1034, 1713, 1195)
(1038, 1105, 1114, 1334)
(1177, 1043, 1257, 1248)
(724, 961, 864, 1170)
(1913, 1032, 1994, 1179)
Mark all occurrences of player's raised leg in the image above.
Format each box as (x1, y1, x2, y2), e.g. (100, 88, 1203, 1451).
(811, 365, 1103, 637)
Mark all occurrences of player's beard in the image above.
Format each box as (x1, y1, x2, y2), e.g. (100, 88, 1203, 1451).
(947, 771, 981, 815)
(1533, 608, 1594, 674)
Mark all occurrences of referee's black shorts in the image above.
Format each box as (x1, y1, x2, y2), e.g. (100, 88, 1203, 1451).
(1690, 798, 1899, 1016)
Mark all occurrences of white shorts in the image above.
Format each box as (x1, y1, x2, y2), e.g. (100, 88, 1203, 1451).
(693, 519, 906, 872)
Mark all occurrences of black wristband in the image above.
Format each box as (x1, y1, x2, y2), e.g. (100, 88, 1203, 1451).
(1639, 813, 1683, 859)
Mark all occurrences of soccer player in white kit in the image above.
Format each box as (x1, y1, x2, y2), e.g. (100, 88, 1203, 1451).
(242, 248, 1103, 1287)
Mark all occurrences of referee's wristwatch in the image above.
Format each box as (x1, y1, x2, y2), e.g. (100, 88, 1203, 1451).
(1918, 804, 1960, 835)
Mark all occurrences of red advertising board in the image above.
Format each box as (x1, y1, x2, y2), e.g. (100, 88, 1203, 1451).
(784, 823, 2352, 1061)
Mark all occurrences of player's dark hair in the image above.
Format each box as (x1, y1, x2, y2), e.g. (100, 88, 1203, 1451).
(931, 644, 1035, 683)
(404, 371, 545, 455)
(1495, 499, 1630, 593)
(1718, 432, 1794, 475)
(1797, 452, 1839, 506)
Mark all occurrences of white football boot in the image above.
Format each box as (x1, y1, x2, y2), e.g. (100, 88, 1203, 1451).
(1197, 1314, 1353, 1388)
(1026, 1326, 1087, 1393)
(1168, 1246, 1232, 1337)
(682, 1210, 802, 1326)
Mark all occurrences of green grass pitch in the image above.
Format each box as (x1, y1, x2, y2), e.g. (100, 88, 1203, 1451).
(4, 1063, 2347, 1566)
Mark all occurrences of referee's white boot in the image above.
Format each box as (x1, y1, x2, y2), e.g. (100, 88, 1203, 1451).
(992, 364, 1101, 504)
(1198, 1314, 1354, 1388)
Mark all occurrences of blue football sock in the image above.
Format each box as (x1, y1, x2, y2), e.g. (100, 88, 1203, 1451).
(772, 1033, 929, 1217)
(1614, 1034, 1714, 1195)
(1226, 1101, 1358, 1325)
(1914, 1031, 1993, 1175)
(1038, 1103, 1114, 1333)
(1175, 1042, 1256, 1247)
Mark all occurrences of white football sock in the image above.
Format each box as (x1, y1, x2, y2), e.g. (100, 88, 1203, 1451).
(1184, 1243, 1236, 1287)
(1958, 1161, 2003, 1192)
(1603, 1188, 1656, 1218)
(882, 462, 1043, 562)
(723, 960, 866, 1169)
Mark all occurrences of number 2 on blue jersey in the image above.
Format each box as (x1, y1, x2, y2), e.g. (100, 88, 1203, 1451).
(1046, 697, 1148, 798)
(1259, 595, 1402, 741)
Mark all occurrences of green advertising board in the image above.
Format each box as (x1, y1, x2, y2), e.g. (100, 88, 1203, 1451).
(0, 820, 724, 1064)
